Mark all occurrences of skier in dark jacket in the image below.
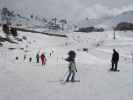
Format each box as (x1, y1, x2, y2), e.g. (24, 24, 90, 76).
(65, 50, 77, 82)
(111, 49, 119, 71)
(36, 53, 40, 63)
(29, 57, 32, 62)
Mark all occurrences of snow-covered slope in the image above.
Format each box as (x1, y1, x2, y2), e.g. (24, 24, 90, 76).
(0, 26, 133, 100)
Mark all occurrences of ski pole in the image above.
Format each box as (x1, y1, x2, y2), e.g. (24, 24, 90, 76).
(60, 70, 69, 81)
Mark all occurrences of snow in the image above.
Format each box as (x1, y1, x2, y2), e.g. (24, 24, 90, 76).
(0, 26, 133, 100)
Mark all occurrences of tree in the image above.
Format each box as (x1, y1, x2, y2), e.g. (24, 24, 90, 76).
(59, 19, 67, 31)
(1, 7, 14, 25)
(2, 24, 18, 39)
(2, 24, 10, 38)
(114, 22, 133, 31)
(76, 26, 104, 33)
(10, 27, 18, 37)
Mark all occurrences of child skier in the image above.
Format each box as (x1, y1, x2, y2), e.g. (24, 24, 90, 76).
(65, 50, 77, 82)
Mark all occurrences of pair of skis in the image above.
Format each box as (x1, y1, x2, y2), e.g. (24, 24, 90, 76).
(59, 79, 80, 84)
(109, 69, 120, 72)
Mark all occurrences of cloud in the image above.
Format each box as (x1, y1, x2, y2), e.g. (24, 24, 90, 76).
(72, 4, 133, 21)
(70, 4, 119, 22)
(0, 0, 133, 23)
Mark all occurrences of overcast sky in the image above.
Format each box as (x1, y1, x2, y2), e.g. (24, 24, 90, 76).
(0, 0, 133, 22)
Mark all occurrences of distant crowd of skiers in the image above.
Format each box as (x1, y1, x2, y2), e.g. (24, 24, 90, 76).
(22, 53, 47, 65)
(20, 51, 55, 66)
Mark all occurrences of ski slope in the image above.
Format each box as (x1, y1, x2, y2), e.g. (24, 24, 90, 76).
(0, 27, 133, 100)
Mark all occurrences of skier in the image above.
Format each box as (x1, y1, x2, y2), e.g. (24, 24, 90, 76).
(110, 49, 119, 71)
(40, 53, 47, 65)
(29, 57, 32, 62)
(50, 52, 52, 56)
(16, 56, 19, 60)
(24, 54, 26, 61)
(65, 50, 77, 82)
(36, 53, 40, 63)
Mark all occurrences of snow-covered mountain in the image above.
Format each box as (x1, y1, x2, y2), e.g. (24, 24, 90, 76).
(0, 8, 48, 28)
(77, 10, 133, 30)
(1, 7, 133, 31)
(0, 7, 70, 32)
(99, 10, 133, 29)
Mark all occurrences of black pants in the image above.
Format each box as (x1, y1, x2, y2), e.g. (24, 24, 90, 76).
(111, 61, 118, 71)
(37, 58, 39, 63)
(66, 71, 75, 82)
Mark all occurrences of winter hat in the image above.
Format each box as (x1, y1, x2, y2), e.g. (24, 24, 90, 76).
(68, 50, 76, 58)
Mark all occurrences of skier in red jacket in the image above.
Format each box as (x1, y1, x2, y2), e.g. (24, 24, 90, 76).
(40, 53, 47, 65)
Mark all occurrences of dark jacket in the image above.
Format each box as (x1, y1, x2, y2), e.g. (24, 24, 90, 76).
(112, 51, 119, 62)
(36, 54, 39, 59)
(41, 54, 45, 60)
